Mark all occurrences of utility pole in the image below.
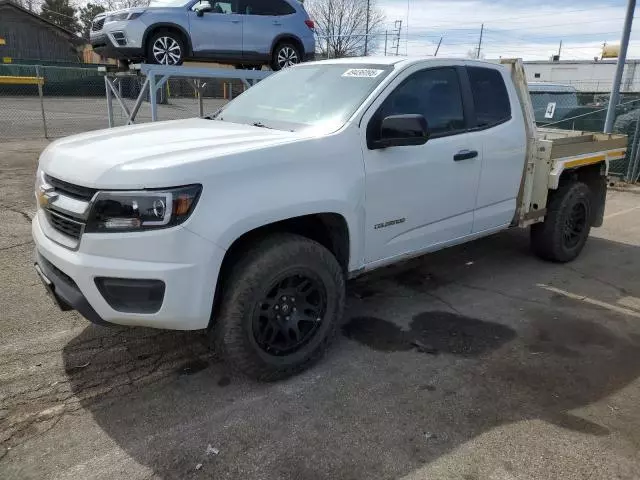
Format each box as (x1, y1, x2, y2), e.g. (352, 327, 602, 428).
(604, 0, 635, 133)
(393, 19, 403, 56)
(326, 5, 331, 60)
(364, 0, 371, 56)
(434, 36, 443, 56)
(476, 23, 484, 59)
(384, 30, 388, 56)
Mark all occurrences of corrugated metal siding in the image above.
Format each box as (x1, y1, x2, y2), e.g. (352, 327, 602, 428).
(0, 6, 79, 63)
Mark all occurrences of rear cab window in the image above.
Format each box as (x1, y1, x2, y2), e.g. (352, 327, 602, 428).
(467, 66, 511, 128)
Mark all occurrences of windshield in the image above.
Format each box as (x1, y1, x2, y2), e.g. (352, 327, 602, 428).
(149, 0, 190, 7)
(212, 64, 393, 132)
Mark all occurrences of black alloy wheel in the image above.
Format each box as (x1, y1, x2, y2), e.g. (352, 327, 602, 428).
(563, 201, 587, 249)
(252, 272, 327, 356)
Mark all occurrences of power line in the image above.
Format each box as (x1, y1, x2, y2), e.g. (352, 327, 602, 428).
(387, 4, 630, 30)
(367, 17, 632, 44)
(40, 6, 78, 21)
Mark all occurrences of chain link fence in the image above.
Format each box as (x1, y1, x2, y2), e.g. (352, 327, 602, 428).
(101, 74, 248, 127)
(0, 64, 107, 138)
(0, 64, 236, 139)
(530, 86, 640, 181)
(3, 64, 640, 182)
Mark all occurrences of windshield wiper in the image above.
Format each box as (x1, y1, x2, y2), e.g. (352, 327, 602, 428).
(250, 121, 274, 129)
(203, 108, 224, 120)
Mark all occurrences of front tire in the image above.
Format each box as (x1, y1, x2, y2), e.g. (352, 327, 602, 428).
(271, 42, 301, 71)
(146, 31, 185, 66)
(213, 234, 345, 381)
(531, 181, 593, 262)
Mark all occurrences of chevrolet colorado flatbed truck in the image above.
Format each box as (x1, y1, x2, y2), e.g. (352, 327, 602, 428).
(32, 57, 627, 380)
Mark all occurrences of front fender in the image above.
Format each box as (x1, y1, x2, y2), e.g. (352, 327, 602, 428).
(183, 134, 366, 271)
(142, 19, 192, 54)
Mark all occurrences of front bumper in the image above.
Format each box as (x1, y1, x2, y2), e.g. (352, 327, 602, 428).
(91, 33, 144, 59)
(90, 20, 145, 59)
(35, 251, 110, 327)
(32, 211, 225, 330)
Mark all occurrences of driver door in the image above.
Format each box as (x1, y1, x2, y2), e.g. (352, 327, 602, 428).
(189, 0, 243, 55)
(362, 65, 483, 264)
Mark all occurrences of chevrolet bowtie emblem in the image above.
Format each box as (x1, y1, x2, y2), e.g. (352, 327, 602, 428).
(37, 184, 58, 208)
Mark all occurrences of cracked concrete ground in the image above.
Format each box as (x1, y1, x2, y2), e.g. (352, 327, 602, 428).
(1, 139, 640, 480)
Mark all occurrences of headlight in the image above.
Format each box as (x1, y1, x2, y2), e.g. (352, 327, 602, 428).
(106, 11, 144, 22)
(85, 185, 201, 233)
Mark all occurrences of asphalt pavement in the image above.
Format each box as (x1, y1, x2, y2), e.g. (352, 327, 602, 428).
(1, 139, 640, 480)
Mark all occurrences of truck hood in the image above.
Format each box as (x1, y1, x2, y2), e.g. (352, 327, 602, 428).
(40, 119, 299, 189)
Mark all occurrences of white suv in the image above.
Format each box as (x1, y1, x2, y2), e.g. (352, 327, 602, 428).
(90, 0, 316, 69)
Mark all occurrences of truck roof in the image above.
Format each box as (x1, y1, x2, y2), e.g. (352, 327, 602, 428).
(305, 56, 506, 69)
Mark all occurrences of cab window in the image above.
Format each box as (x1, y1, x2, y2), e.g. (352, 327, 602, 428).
(370, 67, 466, 140)
(467, 66, 511, 128)
(193, 0, 239, 14)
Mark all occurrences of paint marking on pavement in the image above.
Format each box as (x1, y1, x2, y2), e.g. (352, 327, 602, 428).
(537, 284, 640, 319)
(604, 205, 640, 220)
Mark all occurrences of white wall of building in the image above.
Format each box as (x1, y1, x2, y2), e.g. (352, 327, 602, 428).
(523, 60, 640, 92)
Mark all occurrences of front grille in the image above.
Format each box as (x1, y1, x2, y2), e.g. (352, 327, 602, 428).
(45, 175, 97, 201)
(91, 18, 105, 31)
(46, 210, 84, 240)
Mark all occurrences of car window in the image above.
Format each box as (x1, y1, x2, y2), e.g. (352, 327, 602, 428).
(242, 0, 295, 15)
(193, 0, 238, 13)
(373, 67, 466, 138)
(467, 66, 511, 128)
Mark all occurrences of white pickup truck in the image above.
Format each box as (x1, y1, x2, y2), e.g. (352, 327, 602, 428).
(33, 57, 627, 380)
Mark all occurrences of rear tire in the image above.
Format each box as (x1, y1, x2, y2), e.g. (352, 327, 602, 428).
(213, 234, 345, 381)
(146, 30, 185, 65)
(531, 181, 592, 262)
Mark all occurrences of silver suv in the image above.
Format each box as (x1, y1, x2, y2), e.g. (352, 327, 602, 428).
(90, 0, 316, 70)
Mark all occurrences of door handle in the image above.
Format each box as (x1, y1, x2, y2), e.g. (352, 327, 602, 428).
(272, 21, 282, 25)
(231, 19, 240, 23)
(453, 150, 478, 161)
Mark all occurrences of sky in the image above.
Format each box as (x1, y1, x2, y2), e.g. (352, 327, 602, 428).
(374, 0, 639, 60)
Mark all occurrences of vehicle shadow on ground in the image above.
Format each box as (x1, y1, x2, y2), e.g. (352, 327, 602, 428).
(62, 230, 640, 480)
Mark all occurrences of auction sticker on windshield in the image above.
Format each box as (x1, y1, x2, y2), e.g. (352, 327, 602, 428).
(342, 68, 384, 78)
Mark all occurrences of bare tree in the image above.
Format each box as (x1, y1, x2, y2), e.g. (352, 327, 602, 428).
(307, 0, 385, 58)
(93, 0, 150, 10)
(12, 0, 44, 11)
(466, 48, 485, 60)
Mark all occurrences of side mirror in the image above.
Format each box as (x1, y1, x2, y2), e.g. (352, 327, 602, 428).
(196, 8, 205, 16)
(371, 114, 429, 150)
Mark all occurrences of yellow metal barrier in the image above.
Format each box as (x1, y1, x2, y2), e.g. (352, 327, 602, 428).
(1, 73, 49, 137)
(0, 75, 45, 85)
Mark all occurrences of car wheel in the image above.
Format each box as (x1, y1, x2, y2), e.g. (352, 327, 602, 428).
(147, 31, 185, 66)
(271, 43, 301, 71)
(530, 181, 592, 262)
(212, 233, 345, 381)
